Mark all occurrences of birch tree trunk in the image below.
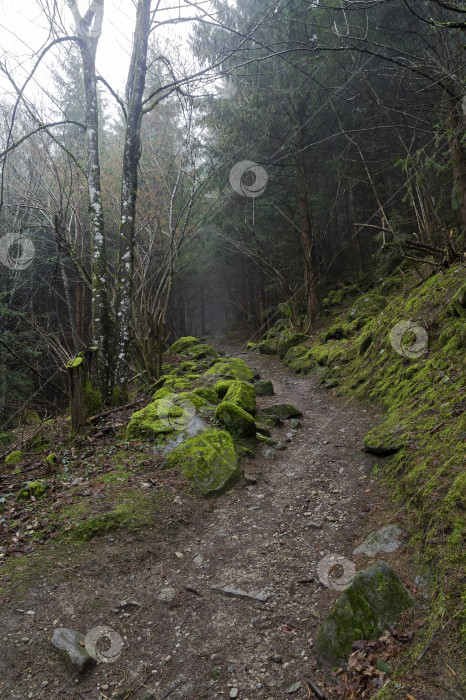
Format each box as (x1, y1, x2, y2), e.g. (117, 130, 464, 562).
(113, 0, 152, 401)
(67, 0, 110, 396)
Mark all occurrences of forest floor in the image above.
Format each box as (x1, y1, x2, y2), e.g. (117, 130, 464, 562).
(0, 337, 462, 700)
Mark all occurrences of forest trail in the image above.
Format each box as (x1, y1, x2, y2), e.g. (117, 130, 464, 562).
(2, 342, 413, 700)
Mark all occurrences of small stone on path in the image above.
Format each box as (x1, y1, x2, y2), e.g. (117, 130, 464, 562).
(230, 688, 239, 698)
(51, 628, 95, 673)
(286, 681, 302, 693)
(157, 587, 176, 603)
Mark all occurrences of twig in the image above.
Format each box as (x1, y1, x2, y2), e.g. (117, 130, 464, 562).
(306, 681, 329, 700)
(161, 681, 182, 699)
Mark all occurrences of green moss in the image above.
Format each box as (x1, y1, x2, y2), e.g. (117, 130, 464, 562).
(246, 341, 259, 351)
(111, 387, 123, 406)
(205, 358, 254, 382)
(17, 480, 47, 500)
(286, 264, 466, 644)
(83, 379, 102, 416)
(153, 386, 175, 401)
(175, 391, 208, 410)
(258, 338, 278, 355)
(277, 331, 308, 358)
(215, 401, 256, 437)
(316, 561, 413, 663)
(70, 496, 156, 541)
(179, 360, 199, 372)
(44, 453, 57, 465)
(66, 355, 83, 369)
(193, 387, 219, 404)
(168, 336, 200, 354)
(164, 429, 240, 496)
(126, 399, 184, 440)
(187, 343, 218, 360)
(165, 376, 192, 391)
(0, 431, 13, 448)
(5, 450, 23, 464)
(214, 379, 236, 397)
(24, 410, 40, 424)
(363, 418, 407, 455)
(223, 380, 256, 414)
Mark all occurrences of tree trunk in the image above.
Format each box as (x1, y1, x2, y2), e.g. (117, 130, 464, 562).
(113, 0, 152, 401)
(67, 348, 101, 434)
(67, 0, 110, 397)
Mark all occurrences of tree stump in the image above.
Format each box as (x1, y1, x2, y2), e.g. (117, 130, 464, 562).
(66, 348, 101, 434)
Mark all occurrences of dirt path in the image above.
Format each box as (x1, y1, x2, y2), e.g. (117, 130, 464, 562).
(1, 346, 397, 700)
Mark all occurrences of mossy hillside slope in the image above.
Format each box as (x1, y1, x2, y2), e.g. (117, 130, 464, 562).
(285, 265, 466, 636)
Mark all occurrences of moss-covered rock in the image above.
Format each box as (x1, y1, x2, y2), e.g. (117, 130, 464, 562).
(261, 403, 302, 420)
(175, 391, 208, 410)
(277, 332, 308, 359)
(254, 379, 274, 396)
(316, 561, 414, 664)
(214, 379, 236, 397)
(127, 398, 187, 440)
(215, 402, 256, 437)
(187, 343, 218, 360)
(17, 480, 47, 500)
(5, 450, 23, 464)
(223, 381, 256, 414)
(152, 386, 174, 401)
(179, 360, 199, 373)
(164, 429, 240, 496)
(363, 420, 406, 455)
(205, 358, 254, 382)
(246, 341, 259, 351)
(192, 387, 219, 404)
(258, 338, 278, 355)
(168, 336, 200, 354)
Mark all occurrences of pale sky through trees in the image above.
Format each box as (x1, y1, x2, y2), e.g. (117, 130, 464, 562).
(0, 0, 194, 98)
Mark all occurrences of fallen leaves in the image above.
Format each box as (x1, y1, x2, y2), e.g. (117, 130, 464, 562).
(334, 630, 414, 698)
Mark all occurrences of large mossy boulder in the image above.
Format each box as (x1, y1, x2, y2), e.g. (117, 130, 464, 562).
(205, 358, 254, 382)
(127, 398, 188, 440)
(261, 403, 302, 420)
(168, 336, 200, 354)
(223, 381, 256, 414)
(258, 338, 278, 355)
(277, 332, 308, 359)
(316, 561, 414, 664)
(215, 402, 256, 437)
(164, 429, 240, 496)
(187, 343, 218, 360)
